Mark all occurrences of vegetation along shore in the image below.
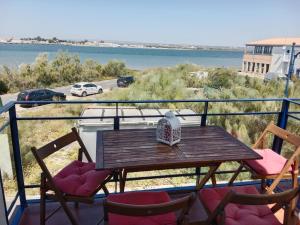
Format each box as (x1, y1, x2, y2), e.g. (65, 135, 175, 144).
(0, 52, 134, 94)
(2, 54, 300, 194)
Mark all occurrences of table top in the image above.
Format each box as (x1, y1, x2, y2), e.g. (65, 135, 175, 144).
(95, 126, 262, 171)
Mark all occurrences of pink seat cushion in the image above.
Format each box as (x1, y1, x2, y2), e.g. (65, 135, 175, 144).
(245, 149, 292, 176)
(199, 186, 282, 225)
(52, 160, 111, 197)
(107, 191, 177, 225)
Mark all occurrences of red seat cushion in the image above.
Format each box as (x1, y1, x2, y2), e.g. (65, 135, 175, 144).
(107, 191, 177, 225)
(245, 149, 292, 176)
(52, 160, 111, 197)
(199, 186, 282, 225)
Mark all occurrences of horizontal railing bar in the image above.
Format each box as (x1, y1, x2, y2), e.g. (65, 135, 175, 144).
(17, 116, 117, 121)
(124, 169, 249, 181)
(0, 98, 298, 117)
(24, 184, 40, 189)
(14, 98, 289, 105)
(124, 173, 197, 181)
(0, 120, 10, 133)
(288, 100, 300, 106)
(25, 180, 264, 205)
(7, 191, 19, 215)
(0, 101, 14, 114)
(288, 114, 300, 121)
(16, 111, 281, 121)
(207, 111, 280, 116)
(289, 111, 300, 114)
(24, 169, 248, 189)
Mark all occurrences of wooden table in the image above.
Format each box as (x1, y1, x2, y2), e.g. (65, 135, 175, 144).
(96, 126, 262, 192)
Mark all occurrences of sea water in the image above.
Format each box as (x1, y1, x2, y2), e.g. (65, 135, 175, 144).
(0, 43, 243, 69)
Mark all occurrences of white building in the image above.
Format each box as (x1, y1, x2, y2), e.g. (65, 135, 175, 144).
(242, 38, 300, 78)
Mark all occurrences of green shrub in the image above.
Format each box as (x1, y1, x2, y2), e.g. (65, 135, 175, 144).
(207, 68, 234, 89)
(0, 80, 8, 94)
(102, 60, 126, 77)
(50, 52, 82, 84)
(81, 59, 102, 81)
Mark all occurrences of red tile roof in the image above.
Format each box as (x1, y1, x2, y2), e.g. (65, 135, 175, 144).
(246, 38, 300, 46)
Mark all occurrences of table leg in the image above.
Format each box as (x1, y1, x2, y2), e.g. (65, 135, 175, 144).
(228, 161, 244, 186)
(196, 167, 201, 186)
(196, 163, 221, 190)
(211, 174, 217, 187)
(113, 171, 119, 193)
(119, 169, 127, 193)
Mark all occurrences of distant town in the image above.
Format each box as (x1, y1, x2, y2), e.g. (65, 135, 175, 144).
(0, 36, 243, 51)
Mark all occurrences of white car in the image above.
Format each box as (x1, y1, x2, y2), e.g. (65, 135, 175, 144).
(70, 82, 103, 97)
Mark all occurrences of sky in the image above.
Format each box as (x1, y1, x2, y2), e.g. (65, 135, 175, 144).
(0, 0, 300, 47)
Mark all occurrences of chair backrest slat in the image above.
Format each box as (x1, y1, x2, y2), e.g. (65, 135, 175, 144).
(37, 132, 78, 159)
(230, 188, 299, 205)
(266, 123, 300, 147)
(206, 187, 300, 225)
(105, 194, 192, 217)
(104, 193, 195, 225)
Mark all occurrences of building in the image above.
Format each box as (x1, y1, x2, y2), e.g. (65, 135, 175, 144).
(242, 38, 300, 78)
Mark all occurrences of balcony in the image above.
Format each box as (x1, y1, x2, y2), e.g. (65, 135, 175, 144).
(1, 98, 300, 225)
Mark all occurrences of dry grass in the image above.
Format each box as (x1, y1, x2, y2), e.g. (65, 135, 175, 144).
(2, 65, 300, 197)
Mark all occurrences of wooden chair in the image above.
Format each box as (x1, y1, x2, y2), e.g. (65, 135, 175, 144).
(196, 185, 300, 225)
(31, 127, 113, 225)
(103, 191, 195, 225)
(229, 122, 300, 194)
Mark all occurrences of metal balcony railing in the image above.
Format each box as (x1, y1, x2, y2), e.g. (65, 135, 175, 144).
(0, 98, 300, 225)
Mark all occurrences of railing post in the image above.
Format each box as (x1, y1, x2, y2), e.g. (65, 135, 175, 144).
(114, 103, 120, 130)
(272, 99, 290, 154)
(201, 101, 208, 127)
(197, 101, 208, 185)
(9, 105, 27, 209)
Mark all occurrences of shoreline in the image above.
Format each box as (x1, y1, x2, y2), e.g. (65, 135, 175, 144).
(0, 41, 243, 52)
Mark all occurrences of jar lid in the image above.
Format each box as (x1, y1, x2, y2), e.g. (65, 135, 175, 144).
(165, 111, 176, 118)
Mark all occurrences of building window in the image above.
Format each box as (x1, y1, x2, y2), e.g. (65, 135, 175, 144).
(256, 63, 260, 73)
(296, 69, 300, 78)
(266, 64, 270, 73)
(243, 62, 247, 71)
(248, 62, 251, 71)
(254, 46, 263, 54)
(246, 46, 255, 54)
(261, 63, 265, 73)
(252, 62, 255, 72)
(263, 46, 273, 54)
(254, 46, 273, 55)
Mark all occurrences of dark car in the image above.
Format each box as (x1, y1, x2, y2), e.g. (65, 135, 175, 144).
(117, 76, 134, 87)
(17, 89, 66, 107)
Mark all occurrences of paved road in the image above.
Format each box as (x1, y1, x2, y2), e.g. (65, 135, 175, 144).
(0, 79, 117, 105)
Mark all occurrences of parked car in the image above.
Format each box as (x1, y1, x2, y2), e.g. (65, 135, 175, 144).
(117, 76, 134, 87)
(17, 89, 66, 107)
(70, 82, 103, 97)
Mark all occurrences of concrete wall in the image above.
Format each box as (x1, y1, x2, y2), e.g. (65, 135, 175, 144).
(0, 173, 8, 225)
(242, 54, 272, 75)
(270, 47, 300, 76)
(0, 134, 13, 178)
(270, 54, 287, 74)
(243, 54, 272, 64)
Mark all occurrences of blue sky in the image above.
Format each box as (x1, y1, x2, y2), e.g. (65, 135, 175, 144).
(0, 0, 300, 46)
